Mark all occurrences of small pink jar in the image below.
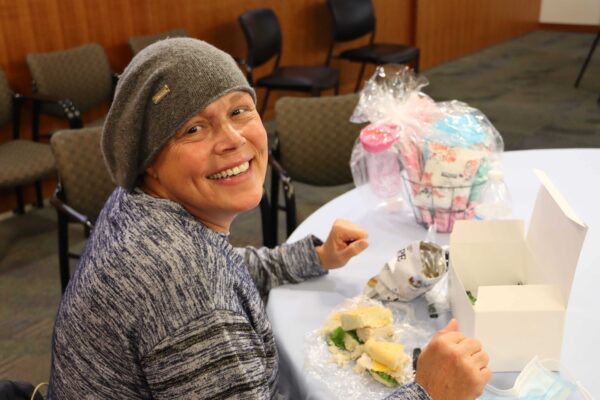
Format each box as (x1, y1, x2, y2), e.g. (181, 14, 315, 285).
(359, 123, 403, 200)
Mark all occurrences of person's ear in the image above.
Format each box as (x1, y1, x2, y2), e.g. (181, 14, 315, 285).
(145, 164, 159, 180)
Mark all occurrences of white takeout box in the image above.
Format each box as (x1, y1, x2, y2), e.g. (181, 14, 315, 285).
(448, 170, 587, 372)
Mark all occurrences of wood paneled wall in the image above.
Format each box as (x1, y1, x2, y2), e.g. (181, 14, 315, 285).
(0, 0, 540, 213)
(416, 0, 541, 68)
(0, 0, 413, 111)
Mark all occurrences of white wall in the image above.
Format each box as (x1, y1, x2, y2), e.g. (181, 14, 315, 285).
(540, 0, 600, 25)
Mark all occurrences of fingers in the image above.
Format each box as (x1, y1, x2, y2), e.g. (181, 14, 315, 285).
(436, 331, 464, 345)
(341, 238, 369, 256)
(438, 318, 459, 334)
(417, 324, 491, 400)
(471, 350, 490, 370)
(457, 337, 482, 355)
(316, 220, 369, 269)
(333, 219, 368, 243)
(480, 367, 492, 383)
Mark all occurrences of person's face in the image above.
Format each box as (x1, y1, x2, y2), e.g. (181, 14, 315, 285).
(143, 91, 267, 232)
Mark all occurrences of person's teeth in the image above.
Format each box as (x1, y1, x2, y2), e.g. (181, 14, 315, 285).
(209, 161, 250, 179)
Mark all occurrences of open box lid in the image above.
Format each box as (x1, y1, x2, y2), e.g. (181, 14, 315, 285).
(450, 170, 587, 307)
(450, 220, 528, 293)
(525, 170, 588, 307)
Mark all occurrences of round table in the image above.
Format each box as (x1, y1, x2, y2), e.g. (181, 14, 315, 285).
(266, 149, 600, 399)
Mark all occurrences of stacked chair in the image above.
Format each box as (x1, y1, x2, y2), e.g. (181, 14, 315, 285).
(0, 68, 55, 214)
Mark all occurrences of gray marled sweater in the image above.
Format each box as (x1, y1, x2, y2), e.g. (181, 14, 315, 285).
(48, 188, 430, 399)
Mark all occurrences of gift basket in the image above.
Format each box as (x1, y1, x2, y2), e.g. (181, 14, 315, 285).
(350, 65, 504, 233)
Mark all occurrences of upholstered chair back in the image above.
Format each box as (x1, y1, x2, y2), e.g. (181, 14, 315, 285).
(27, 43, 113, 117)
(50, 127, 114, 222)
(274, 93, 364, 187)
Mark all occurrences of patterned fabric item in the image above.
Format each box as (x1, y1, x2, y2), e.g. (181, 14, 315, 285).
(50, 127, 114, 222)
(128, 28, 188, 55)
(0, 68, 56, 191)
(0, 69, 12, 127)
(0, 140, 55, 188)
(274, 94, 364, 186)
(26, 43, 112, 116)
(48, 187, 327, 399)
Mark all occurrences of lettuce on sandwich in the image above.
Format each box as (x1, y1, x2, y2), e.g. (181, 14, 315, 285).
(324, 305, 394, 365)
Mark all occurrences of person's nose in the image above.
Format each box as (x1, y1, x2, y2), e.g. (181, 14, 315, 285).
(215, 121, 247, 153)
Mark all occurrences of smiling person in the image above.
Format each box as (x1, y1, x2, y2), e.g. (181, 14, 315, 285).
(47, 39, 490, 400)
(47, 38, 369, 399)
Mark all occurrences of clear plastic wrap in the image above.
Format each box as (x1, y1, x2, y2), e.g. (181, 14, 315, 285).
(349, 66, 441, 213)
(350, 123, 405, 212)
(349, 64, 505, 233)
(304, 296, 437, 400)
(401, 101, 504, 232)
(350, 65, 440, 128)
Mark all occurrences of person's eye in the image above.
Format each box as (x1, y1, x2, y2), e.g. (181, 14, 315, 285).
(232, 104, 256, 117)
(186, 124, 202, 134)
(231, 107, 247, 117)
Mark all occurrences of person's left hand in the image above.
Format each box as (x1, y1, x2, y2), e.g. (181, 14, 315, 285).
(315, 219, 369, 270)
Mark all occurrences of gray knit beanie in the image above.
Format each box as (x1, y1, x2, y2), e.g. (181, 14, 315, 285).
(102, 38, 256, 190)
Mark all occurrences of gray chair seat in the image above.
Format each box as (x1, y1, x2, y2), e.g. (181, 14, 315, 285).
(0, 140, 55, 189)
(0, 68, 55, 213)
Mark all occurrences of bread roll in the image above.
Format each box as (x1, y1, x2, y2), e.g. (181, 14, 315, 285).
(340, 306, 393, 330)
(364, 339, 406, 371)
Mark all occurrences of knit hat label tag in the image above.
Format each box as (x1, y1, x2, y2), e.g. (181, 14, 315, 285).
(152, 84, 171, 104)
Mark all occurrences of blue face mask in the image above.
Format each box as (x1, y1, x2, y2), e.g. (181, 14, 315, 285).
(478, 357, 591, 400)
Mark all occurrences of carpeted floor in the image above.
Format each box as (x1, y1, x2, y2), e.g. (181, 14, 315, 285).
(1, 30, 599, 389)
(423, 31, 600, 150)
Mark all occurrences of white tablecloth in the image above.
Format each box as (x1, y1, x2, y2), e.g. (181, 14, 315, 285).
(266, 149, 600, 399)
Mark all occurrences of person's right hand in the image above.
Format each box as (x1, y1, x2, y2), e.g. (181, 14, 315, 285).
(415, 319, 491, 399)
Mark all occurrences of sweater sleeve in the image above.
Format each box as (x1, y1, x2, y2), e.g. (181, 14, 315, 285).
(141, 310, 275, 399)
(235, 235, 327, 297)
(385, 382, 432, 399)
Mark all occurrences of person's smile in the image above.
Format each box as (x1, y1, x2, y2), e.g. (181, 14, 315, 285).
(207, 157, 254, 182)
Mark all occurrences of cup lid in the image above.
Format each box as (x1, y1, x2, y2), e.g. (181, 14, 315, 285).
(359, 123, 401, 153)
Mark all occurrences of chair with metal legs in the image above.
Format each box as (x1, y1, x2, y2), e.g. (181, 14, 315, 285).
(326, 0, 420, 92)
(49, 127, 114, 293)
(269, 94, 363, 242)
(238, 8, 339, 116)
(0, 68, 55, 214)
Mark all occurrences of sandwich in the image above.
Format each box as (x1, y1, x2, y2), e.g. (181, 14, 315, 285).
(326, 306, 394, 351)
(355, 338, 410, 387)
(325, 305, 395, 365)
